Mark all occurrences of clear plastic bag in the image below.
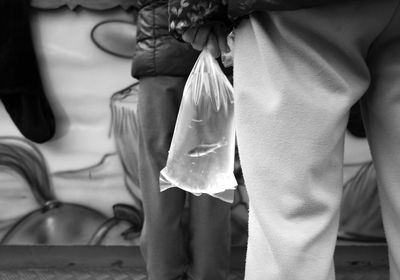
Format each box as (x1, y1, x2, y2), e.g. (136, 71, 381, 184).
(160, 49, 237, 202)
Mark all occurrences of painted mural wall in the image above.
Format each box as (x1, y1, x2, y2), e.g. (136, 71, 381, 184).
(0, 4, 142, 246)
(0, 1, 386, 247)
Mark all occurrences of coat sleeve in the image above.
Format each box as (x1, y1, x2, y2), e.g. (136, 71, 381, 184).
(168, 0, 343, 39)
(227, 0, 349, 20)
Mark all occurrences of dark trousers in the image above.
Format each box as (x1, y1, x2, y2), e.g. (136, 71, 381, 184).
(137, 76, 231, 280)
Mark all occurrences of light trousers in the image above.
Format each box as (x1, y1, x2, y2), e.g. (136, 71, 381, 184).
(233, 1, 400, 279)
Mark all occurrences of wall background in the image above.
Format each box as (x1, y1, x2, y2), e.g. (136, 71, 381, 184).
(0, 3, 382, 247)
(0, 6, 141, 246)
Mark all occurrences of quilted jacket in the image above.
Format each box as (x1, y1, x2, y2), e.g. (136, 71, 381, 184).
(131, 0, 199, 78)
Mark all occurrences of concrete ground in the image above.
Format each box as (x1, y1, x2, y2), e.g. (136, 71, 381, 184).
(0, 243, 389, 280)
(0, 266, 389, 280)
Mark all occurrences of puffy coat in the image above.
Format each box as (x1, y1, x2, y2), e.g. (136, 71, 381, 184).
(131, 0, 199, 78)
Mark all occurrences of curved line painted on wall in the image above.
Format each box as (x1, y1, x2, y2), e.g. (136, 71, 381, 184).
(0, 137, 54, 205)
(91, 20, 137, 59)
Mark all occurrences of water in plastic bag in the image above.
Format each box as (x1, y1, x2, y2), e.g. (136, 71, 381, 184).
(160, 49, 237, 202)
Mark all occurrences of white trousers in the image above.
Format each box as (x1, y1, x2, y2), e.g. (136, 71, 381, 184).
(233, 1, 400, 279)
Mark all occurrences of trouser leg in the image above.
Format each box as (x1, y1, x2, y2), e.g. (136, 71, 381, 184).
(137, 76, 188, 280)
(233, 1, 397, 279)
(186, 194, 231, 280)
(361, 4, 400, 279)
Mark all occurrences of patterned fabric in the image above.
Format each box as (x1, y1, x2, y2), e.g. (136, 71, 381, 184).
(168, 0, 230, 40)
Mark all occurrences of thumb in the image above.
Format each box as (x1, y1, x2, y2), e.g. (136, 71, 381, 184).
(205, 33, 220, 58)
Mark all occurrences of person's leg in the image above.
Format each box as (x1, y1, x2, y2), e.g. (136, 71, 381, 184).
(186, 194, 231, 280)
(361, 4, 400, 278)
(338, 162, 385, 242)
(137, 76, 188, 280)
(233, 1, 398, 279)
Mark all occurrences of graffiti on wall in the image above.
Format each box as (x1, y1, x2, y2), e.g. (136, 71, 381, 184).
(0, 5, 143, 246)
(0, 3, 251, 247)
(0, 2, 385, 247)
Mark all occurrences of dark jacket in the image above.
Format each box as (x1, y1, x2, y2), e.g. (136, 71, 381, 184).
(131, 0, 199, 78)
(227, 0, 354, 19)
(168, 0, 354, 38)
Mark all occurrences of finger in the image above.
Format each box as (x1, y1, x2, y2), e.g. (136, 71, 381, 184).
(214, 25, 229, 54)
(206, 33, 220, 58)
(182, 27, 199, 44)
(191, 26, 212, 51)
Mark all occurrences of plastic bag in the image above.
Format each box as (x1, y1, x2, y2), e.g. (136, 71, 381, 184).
(160, 49, 237, 202)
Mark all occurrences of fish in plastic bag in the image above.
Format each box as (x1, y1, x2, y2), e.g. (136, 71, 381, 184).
(160, 49, 237, 203)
